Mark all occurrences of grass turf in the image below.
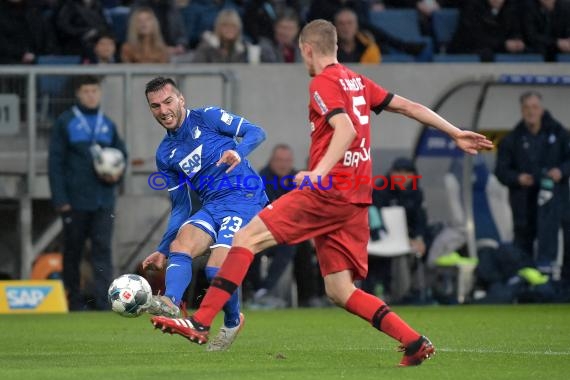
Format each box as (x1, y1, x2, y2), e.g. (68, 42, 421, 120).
(0, 304, 568, 380)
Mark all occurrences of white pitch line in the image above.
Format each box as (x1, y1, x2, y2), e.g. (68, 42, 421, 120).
(343, 347, 570, 356)
(437, 347, 570, 356)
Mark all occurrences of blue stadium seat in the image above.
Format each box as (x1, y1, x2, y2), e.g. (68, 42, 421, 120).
(433, 54, 481, 63)
(494, 54, 544, 63)
(381, 53, 416, 63)
(36, 55, 81, 96)
(181, 3, 220, 48)
(432, 8, 459, 53)
(556, 54, 570, 62)
(36, 55, 81, 126)
(369, 10, 422, 40)
(369, 10, 433, 62)
(107, 7, 130, 45)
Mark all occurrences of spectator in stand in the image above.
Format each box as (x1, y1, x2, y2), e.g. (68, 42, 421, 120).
(83, 32, 119, 64)
(121, 6, 170, 63)
(334, 7, 381, 64)
(242, 0, 302, 44)
(522, 0, 570, 62)
(56, 0, 111, 57)
(0, 0, 59, 64)
(307, 0, 426, 57)
(448, 0, 525, 62)
(193, 8, 257, 63)
(259, 8, 302, 63)
(134, 0, 188, 56)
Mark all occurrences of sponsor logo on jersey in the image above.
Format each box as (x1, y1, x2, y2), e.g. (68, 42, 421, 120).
(6, 286, 52, 309)
(310, 122, 315, 132)
(221, 111, 234, 125)
(169, 148, 177, 159)
(192, 125, 201, 139)
(179, 145, 203, 177)
(313, 91, 328, 115)
(343, 138, 371, 167)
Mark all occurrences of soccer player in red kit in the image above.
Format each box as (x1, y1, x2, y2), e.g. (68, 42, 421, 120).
(150, 19, 493, 366)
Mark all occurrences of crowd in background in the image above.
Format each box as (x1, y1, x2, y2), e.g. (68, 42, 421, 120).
(1, 0, 569, 65)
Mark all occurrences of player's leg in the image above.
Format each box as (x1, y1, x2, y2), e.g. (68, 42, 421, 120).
(315, 207, 434, 366)
(204, 246, 245, 351)
(151, 190, 339, 343)
(162, 222, 213, 306)
(151, 215, 276, 342)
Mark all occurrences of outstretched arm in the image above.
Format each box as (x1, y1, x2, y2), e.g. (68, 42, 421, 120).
(385, 94, 494, 154)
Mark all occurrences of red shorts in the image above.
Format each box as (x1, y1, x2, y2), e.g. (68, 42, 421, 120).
(258, 188, 369, 280)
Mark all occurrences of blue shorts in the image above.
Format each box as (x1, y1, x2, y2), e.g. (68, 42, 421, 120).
(181, 194, 266, 248)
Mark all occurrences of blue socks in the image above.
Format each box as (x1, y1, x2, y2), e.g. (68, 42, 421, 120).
(164, 253, 193, 306)
(205, 266, 241, 328)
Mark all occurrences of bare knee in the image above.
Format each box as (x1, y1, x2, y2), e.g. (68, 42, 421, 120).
(169, 240, 198, 258)
(324, 273, 357, 307)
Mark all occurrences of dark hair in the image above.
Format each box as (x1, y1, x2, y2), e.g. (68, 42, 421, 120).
(276, 8, 300, 26)
(74, 75, 101, 91)
(519, 91, 542, 105)
(145, 76, 179, 97)
(272, 143, 293, 155)
(94, 31, 116, 43)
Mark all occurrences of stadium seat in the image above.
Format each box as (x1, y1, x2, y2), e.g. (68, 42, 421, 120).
(368, 206, 413, 257)
(107, 6, 130, 45)
(494, 54, 545, 63)
(432, 8, 460, 53)
(381, 53, 416, 63)
(556, 54, 570, 62)
(369, 10, 433, 62)
(433, 54, 481, 63)
(445, 157, 513, 245)
(36, 55, 81, 126)
(180, 3, 221, 48)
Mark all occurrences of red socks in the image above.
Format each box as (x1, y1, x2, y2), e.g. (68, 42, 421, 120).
(345, 289, 420, 346)
(193, 247, 254, 327)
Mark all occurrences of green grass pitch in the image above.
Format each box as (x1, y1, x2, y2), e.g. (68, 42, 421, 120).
(0, 304, 568, 380)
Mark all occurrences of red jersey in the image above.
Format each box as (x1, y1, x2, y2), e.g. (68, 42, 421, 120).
(308, 63, 393, 204)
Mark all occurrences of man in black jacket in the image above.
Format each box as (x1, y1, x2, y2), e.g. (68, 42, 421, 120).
(495, 91, 570, 272)
(49, 75, 127, 310)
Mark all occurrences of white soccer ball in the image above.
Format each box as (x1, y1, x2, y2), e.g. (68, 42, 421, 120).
(108, 274, 152, 318)
(93, 147, 125, 178)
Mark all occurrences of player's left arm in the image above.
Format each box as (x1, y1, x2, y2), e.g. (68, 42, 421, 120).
(203, 108, 267, 172)
(384, 94, 494, 155)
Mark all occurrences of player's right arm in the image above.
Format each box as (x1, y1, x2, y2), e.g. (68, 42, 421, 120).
(310, 113, 356, 178)
(145, 155, 191, 270)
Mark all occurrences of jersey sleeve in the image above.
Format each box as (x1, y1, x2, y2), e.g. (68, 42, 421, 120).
(309, 76, 347, 122)
(362, 75, 394, 115)
(155, 154, 192, 256)
(200, 107, 266, 159)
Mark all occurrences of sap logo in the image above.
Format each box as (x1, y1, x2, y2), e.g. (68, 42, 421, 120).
(179, 145, 203, 177)
(6, 286, 52, 309)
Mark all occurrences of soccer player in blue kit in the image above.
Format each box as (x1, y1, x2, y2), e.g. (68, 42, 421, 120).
(141, 77, 268, 351)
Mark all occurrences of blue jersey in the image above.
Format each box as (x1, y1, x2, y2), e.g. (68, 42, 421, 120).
(155, 106, 268, 254)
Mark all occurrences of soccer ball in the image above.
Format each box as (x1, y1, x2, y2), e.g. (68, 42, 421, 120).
(92, 146, 126, 178)
(108, 274, 152, 318)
